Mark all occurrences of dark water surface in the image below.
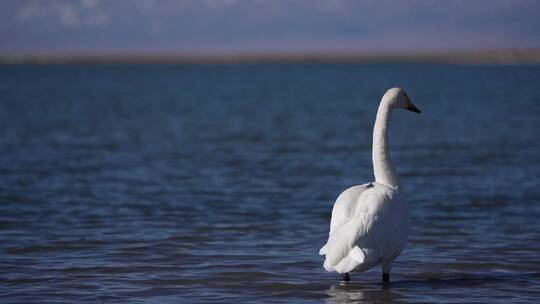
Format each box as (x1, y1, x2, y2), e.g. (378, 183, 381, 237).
(1, 64, 539, 303)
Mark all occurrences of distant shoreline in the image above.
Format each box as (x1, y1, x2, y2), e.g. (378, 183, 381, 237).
(1, 49, 540, 65)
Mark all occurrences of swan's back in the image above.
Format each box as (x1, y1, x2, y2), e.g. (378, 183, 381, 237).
(320, 182, 409, 273)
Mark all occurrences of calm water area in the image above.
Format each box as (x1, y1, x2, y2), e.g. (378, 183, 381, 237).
(1, 64, 539, 303)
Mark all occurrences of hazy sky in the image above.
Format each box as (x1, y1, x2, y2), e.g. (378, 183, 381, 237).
(1, 0, 539, 54)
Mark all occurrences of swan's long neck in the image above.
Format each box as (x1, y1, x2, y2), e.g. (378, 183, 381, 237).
(372, 101, 400, 189)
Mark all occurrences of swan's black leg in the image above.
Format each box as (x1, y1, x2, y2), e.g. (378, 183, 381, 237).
(342, 273, 350, 282)
(382, 273, 390, 283)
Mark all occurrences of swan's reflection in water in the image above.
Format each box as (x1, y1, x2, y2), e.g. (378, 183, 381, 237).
(325, 283, 402, 304)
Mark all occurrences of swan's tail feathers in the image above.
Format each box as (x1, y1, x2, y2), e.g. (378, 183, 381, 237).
(349, 246, 365, 264)
(324, 246, 367, 273)
(323, 259, 335, 272)
(319, 244, 328, 256)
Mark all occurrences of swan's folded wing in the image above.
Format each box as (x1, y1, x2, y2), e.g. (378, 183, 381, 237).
(324, 216, 370, 267)
(329, 184, 370, 234)
(324, 187, 387, 268)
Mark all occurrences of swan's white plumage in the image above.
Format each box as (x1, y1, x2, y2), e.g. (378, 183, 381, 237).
(321, 182, 409, 273)
(320, 87, 418, 277)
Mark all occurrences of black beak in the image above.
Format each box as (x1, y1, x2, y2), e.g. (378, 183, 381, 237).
(406, 102, 421, 114)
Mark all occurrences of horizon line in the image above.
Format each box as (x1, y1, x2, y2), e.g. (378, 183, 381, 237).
(1, 49, 540, 65)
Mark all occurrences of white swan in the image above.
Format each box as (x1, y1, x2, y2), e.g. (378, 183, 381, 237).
(319, 87, 421, 283)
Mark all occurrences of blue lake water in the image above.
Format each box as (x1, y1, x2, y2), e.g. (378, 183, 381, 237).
(1, 63, 539, 303)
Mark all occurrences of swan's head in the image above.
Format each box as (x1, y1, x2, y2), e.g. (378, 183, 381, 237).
(383, 87, 421, 113)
